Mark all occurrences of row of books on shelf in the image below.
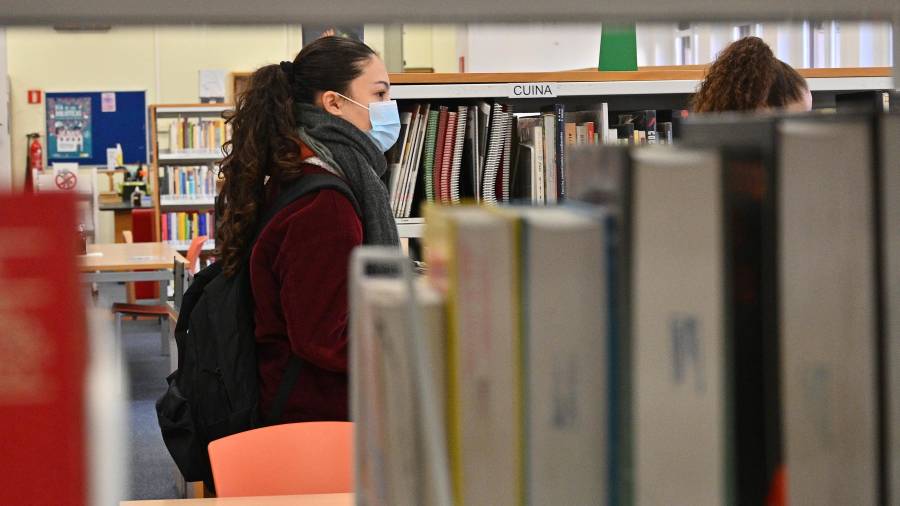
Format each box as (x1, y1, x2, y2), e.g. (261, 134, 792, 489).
(386, 101, 688, 218)
(354, 109, 900, 505)
(158, 165, 218, 203)
(161, 211, 215, 244)
(166, 117, 231, 154)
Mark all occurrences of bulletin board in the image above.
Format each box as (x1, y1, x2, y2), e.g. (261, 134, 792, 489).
(45, 91, 147, 166)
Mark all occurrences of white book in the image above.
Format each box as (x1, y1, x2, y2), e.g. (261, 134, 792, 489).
(389, 111, 414, 215)
(778, 117, 878, 506)
(507, 207, 608, 505)
(631, 146, 726, 506)
(599, 102, 610, 146)
(516, 119, 544, 205)
(883, 114, 900, 506)
(402, 104, 431, 218)
(532, 125, 545, 205)
(426, 206, 520, 506)
(607, 128, 618, 145)
(576, 124, 588, 145)
(398, 106, 425, 217)
(169, 121, 178, 153)
(542, 113, 557, 204)
(352, 278, 446, 506)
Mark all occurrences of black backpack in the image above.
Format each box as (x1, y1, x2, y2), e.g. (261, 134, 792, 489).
(156, 173, 360, 488)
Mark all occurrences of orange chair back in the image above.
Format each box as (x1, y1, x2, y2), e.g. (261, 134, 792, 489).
(185, 235, 208, 275)
(208, 421, 353, 498)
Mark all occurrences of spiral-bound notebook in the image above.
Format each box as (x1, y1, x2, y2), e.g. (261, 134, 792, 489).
(440, 112, 457, 204)
(501, 109, 514, 204)
(423, 110, 440, 205)
(482, 103, 505, 205)
(432, 107, 450, 204)
(450, 105, 468, 204)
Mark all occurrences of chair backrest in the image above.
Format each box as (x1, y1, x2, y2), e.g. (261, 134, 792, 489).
(132, 208, 159, 300)
(208, 421, 353, 498)
(185, 235, 208, 275)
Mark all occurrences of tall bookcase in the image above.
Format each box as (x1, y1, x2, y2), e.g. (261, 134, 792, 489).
(179, 67, 891, 242)
(382, 66, 892, 237)
(149, 104, 231, 251)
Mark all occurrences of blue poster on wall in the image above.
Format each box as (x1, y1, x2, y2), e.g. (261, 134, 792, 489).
(46, 91, 147, 166)
(47, 96, 93, 159)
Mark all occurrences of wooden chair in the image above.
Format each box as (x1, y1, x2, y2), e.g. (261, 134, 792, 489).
(207, 422, 354, 497)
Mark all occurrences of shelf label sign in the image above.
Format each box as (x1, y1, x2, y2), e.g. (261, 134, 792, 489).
(508, 82, 559, 98)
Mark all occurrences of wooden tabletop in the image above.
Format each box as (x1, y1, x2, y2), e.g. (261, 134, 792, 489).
(120, 493, 353, 506)
(78, 242, 187, 272)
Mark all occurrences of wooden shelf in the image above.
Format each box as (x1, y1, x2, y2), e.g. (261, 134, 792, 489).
(158, 151, 224, 163)
(160, 196, 216, 208)
(388, 67, 893, 100)
(389, 67, 891, 85)
(155, 105, 233, 116)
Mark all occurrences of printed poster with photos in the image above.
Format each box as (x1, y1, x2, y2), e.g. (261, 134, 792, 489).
(47, 96, 93, 159)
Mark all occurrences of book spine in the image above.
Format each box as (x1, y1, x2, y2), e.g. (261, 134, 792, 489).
(533, 126, 545, 205)
(161, 214, 168, 241)
(555, 104, 566, 201)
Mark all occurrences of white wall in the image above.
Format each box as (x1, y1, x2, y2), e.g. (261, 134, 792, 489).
(636, 21, 892, 69)
(0, 28, 9, 192)
(462, 23, 602, 72)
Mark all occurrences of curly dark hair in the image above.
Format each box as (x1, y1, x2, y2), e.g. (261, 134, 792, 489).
(215, 36, 376, 276)
(690, 36, 808, 113)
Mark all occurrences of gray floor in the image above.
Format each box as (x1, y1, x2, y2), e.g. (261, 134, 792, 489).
(98, 284, 180, 500)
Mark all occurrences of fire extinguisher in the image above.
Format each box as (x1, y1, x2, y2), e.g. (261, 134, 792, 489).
(26, 133, 42, 192)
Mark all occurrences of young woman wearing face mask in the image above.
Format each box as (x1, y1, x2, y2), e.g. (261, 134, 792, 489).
(216, 36, 400, 423)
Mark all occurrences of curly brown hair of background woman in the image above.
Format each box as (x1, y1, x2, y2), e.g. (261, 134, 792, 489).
(690, 36, 808, 113)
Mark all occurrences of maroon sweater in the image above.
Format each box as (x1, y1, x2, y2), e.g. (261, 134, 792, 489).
(250, 164, 362, 422)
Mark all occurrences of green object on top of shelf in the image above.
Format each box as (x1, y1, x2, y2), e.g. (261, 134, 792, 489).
(599, 24, 638, 71)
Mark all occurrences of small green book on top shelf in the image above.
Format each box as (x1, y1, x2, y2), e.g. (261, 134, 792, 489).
(598, 24, 638, 71)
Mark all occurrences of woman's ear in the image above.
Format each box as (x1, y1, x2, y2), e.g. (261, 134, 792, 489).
(319, 91, 344, 116)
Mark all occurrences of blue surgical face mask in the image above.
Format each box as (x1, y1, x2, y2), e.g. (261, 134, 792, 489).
(337, 93, 401, 152)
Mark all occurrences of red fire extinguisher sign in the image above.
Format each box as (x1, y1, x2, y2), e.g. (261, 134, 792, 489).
(27, 90, 42, 104)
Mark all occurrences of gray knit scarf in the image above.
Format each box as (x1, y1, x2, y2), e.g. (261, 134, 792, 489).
(293, 102, 399, 247)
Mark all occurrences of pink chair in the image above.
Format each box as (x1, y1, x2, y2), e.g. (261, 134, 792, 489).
(207, 421, 354, 497)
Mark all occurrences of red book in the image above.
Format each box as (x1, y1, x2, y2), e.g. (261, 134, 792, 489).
(433, 106, 450, 203)
(0, 192, 87, 505)
(441, 112, 458, 203)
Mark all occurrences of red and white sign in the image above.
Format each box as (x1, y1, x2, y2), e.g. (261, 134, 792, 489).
(27, 90, 42, 105)
(54, 169, 78, 191)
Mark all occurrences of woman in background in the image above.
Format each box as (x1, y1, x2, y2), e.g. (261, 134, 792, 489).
(691, 36, 812, 113)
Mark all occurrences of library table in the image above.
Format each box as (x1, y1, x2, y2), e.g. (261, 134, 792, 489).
(79, 242, 187, 355)
(120, 493, 354, 506)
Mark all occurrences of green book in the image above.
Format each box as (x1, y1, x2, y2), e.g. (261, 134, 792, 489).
(423, 110, 441, 203)
(598, 24, 638, 71)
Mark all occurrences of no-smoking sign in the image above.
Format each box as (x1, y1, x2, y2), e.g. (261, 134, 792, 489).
(54, 169, 78, 191)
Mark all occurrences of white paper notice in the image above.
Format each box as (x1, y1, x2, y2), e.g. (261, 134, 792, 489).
(101, 92, 116, 113)
(199, 69, 227, 103)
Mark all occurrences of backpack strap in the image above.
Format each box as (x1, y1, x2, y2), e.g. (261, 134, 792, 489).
(252, 172, 360, 425)
(266, 356, 302, 425)
(255, 172, 361, 244)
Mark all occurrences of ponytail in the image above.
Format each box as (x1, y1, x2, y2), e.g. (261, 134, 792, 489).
(216, 36, 377, 276)
(217, 65, 304, 276)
